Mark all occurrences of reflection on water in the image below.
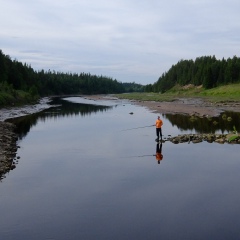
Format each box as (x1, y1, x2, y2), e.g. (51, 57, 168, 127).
(155, 143, 163, 165)
(1, 97, 240, 240)
(8, 97, 112, 140)
(8, 98, 240, 141)
(164, 111, 240, 133)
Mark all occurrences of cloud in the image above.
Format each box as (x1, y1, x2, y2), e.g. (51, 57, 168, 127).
(1, 0, 240, 84)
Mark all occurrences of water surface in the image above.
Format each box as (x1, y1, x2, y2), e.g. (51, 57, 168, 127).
(1, 97, 240, 240)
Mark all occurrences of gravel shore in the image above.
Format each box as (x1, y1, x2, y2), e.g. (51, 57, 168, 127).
(133, 98, 240, 117)
(0, 121, 19, 180)
(0, 97, 53, 180)
(85, 95, 240, 117)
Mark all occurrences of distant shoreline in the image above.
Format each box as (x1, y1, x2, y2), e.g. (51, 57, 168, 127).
(84, 95, 240, 117)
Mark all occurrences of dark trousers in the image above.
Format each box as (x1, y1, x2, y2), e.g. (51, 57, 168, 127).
(156, 128, 162, 139)
(156, 142, 162, 153)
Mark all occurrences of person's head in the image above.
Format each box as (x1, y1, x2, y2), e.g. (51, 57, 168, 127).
(157, 116, 160, 120)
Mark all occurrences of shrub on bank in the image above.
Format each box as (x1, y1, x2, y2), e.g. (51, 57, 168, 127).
(0, 90, 38, 107)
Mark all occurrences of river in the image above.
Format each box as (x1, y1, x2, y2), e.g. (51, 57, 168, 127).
(1, 96, 240, 240)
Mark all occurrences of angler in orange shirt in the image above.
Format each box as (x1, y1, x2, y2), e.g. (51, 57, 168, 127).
(155, 116, 163, 140)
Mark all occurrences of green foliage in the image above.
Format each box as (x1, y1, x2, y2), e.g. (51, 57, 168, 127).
(228, 135, 239, 142)
(0, 49, 138, 105)
(113, 92, 174, 102)
(114, 83, 240, 104)
(0, 92, 15, 105)
(233, 126, 238, 134)
(146, 55, 240, 93)
(29, 85, 39, 100)
(121, 82, 144, 92)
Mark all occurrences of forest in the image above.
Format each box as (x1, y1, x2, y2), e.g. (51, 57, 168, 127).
(145, 55, 240, 93)
(1, 49, 240, 106)
(0, 50, 143, 105)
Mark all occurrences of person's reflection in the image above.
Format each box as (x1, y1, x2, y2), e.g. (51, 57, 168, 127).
(155, 143, 163, 164)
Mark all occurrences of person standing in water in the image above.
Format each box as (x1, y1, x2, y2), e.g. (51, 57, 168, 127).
(155, 116, 163, 140)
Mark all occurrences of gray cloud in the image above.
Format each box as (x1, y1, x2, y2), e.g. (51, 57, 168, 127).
(1, 0, 240, 84)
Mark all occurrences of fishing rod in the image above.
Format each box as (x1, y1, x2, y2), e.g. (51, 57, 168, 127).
(120, 154, 155, 159)
(121, 124, 154, 131)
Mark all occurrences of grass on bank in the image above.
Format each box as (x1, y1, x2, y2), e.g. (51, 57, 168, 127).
(114, 83, 240, 103)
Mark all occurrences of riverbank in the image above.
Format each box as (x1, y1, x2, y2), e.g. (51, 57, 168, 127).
(0, 121, 18, 180)
(132, 98, 240, 117)
(85, 94, 240, 117)
(0, 97, 54, 180)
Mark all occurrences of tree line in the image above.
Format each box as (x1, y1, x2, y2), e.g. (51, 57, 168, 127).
(2, 49, 239, 101)
(145, 55, 240, 93)
(0, 50, 143, 100)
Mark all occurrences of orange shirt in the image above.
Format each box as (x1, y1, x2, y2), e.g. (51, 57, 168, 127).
(155, 119, 163, 128)
(156, 152, 163, 161)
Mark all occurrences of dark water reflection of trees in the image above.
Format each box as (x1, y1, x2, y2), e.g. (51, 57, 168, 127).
(164, 111, 240, 133)
(7, 97, 240, 139)
(7, 97, 112, 140)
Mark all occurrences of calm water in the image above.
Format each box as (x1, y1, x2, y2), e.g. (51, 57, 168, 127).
(1, 97, 240, 240)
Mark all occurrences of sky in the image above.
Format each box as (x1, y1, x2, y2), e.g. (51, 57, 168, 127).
(1, 0, 240, 85)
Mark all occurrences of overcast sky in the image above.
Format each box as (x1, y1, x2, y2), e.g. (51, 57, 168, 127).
(1, 0, 240, 85)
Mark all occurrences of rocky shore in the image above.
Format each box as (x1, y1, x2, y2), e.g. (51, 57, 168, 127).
(163, 133, 240, 144)
(0, 122, 19, 181)
(0, 97, 53, 181)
